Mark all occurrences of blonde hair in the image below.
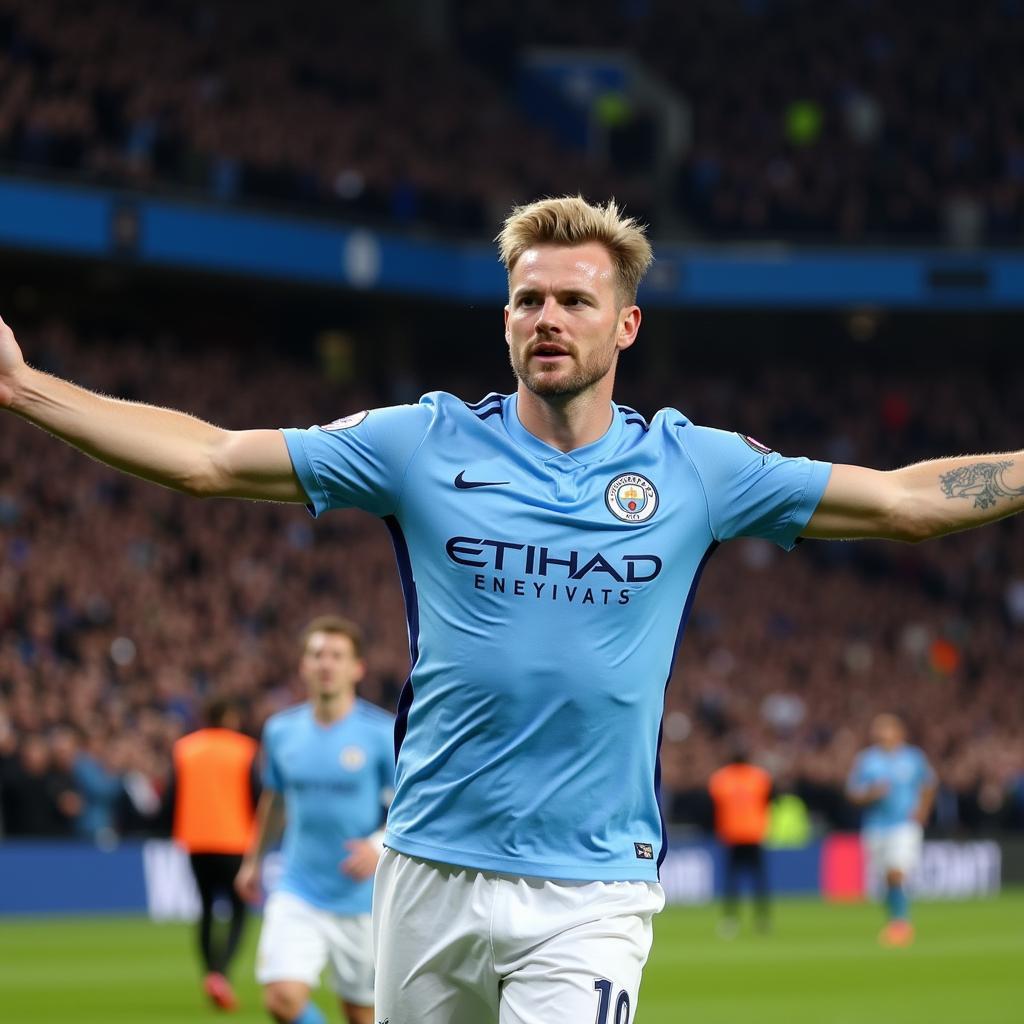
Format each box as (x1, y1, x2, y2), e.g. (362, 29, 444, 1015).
(496, 195, 653, 304)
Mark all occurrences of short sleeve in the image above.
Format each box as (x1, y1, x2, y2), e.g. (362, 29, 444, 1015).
(847, 753, 870, 792)
(281, 400, 435, 518)
(682, 426, 832, 549)
(261, 732, 283, 793)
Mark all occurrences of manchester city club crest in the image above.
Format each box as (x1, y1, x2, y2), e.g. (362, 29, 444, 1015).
(605, 473, 659, 523)
(340, 745, 366, 771)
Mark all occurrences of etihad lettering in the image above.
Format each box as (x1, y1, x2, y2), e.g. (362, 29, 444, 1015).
(446, 536, 662, 583)
(474, 575, 630, 605)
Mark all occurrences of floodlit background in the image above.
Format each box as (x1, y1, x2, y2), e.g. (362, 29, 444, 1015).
(0, 1, 1022, 1021)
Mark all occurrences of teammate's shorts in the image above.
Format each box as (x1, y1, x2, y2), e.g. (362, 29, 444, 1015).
(865, 822, 923, 877)
(372, 847, 665, 1024)
(256, 890, 374, 1006)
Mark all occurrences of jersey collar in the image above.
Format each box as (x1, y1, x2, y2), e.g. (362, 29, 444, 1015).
(503, 393, 625, 466)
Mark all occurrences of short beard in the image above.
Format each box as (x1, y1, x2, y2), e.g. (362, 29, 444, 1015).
(510, 335, 618, 400)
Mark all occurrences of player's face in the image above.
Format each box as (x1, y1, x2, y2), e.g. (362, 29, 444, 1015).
(300, 631, 364, 701)
(504, 243, 640, 399)
(872, 715, 905, 749)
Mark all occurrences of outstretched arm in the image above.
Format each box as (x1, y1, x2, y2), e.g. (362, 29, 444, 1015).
(0, 314, 305, 502)
(803, 454, 1024, 542)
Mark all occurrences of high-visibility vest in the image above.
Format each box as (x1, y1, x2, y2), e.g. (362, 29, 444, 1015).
(172, 728, 257, 854)
(708, 763, 772, 845)
(766, 793, 813, 848)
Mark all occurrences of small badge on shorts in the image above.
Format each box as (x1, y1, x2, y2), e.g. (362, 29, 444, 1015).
(634, 842, 654, 860)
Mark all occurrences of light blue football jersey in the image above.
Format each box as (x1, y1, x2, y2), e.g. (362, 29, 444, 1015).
(282, 392, 831, 881)
(262, 700, 394, 914)
(848, 744, 935, 831)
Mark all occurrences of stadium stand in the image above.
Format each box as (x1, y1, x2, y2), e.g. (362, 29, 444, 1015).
(0, 0, 631, 234)
(0, 0, 1021, 241)
(458, 0, 1024, 243)
(0, 317, 1022, 840)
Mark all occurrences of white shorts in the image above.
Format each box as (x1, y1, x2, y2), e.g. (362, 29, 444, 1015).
(865, 822, 923, 877)
(256, 890, 374, 1006)
(372, 848, 665, 1024)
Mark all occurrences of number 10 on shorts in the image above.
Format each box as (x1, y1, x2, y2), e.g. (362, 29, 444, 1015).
(593, 979, 630, 1024)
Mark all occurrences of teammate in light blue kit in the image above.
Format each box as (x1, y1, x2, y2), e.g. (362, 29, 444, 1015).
(848, 713, 936, 946)
(7, 195, 1024, 1023)
(235, 617, 393, 1024)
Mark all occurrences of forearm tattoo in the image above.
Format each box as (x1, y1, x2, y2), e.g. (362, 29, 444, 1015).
(939, 460, 1024, 510)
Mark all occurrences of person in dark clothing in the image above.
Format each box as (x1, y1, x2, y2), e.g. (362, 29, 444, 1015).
(0, 733, 81, 837)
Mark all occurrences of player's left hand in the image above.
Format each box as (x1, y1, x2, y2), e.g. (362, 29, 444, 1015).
(0, 313, 28, 409)
(340, 838, 381, 880)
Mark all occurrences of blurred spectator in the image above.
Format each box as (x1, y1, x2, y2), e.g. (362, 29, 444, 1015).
(0, 732, 80, 836)
(72, 731, 126, 843)
(765, 781, 812, 849)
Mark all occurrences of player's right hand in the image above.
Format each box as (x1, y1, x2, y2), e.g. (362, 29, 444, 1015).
(866, 782, 890, 802)
(0, 313, 28, 408)
(234, 859, 262, 904)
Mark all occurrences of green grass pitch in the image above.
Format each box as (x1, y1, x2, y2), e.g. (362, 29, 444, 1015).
(1, 893, 1021, 1023)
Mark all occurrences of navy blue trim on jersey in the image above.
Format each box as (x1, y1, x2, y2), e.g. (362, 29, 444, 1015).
(393, 679, 415, 767)
(475, 406, 504, 420)
(384, 515, 420, 763)
(618, 405, 650, 431)
(466, 394, 504, 412)
(654, 540, 720, 871)
(616, 404, 647, 421)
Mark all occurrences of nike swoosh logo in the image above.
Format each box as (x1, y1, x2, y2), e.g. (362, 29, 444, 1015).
(454, 471, 510, 489)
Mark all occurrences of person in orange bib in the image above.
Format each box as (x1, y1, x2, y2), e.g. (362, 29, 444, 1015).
(708, 746, 773, 936)
(169, 695, 259, 1011)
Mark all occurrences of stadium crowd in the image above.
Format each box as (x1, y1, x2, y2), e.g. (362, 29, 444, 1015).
(457, 0, 1024, 243)
(0, 0, 628, 235)
(0, 0, 1021, 243)
(1, 320, 1023, 841)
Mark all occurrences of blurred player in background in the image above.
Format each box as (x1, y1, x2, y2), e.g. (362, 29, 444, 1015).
(4, 195, 1024, 1021)
(235, 616, 393, 1024)
(847, 713, 937, 946)
(708, 746, 773, 936)
(169, 695, 259, 1010)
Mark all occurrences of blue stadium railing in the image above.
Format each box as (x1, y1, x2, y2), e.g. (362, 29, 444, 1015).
(2, 176, 1022, 309)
